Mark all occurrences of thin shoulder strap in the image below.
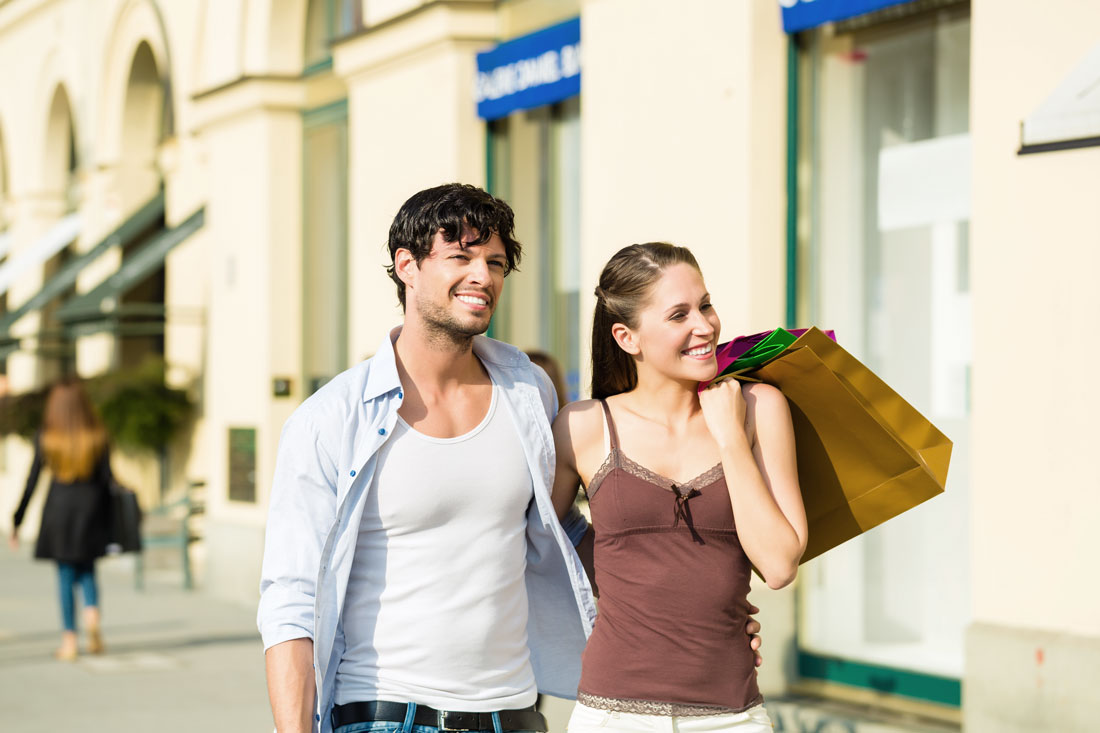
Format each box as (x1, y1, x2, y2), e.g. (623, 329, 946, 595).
(599, 399, 621, 452)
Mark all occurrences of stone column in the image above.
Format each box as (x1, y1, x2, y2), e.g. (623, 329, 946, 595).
(333, 0, 498, 360)
(191, 77, 304, 603)
(4, 193, 70, 390)
(580, 0, 794, 695)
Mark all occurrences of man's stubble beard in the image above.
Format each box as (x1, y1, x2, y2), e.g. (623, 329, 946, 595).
(413, 290, 493, 349)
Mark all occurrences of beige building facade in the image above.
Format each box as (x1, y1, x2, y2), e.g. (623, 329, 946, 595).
(0, 0, 1097, 730)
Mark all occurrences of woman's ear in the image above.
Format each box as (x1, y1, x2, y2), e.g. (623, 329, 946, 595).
(394, 248, 418, 293)
(611, 323, 640, 355)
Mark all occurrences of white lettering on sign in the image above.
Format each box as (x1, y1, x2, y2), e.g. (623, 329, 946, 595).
(561, 43, 581, 78)
(476, 42, 581, 103)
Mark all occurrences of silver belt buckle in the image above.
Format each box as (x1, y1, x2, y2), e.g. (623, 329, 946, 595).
(437, 710, 481, 731)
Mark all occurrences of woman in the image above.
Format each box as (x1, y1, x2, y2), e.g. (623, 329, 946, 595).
(552, 243, 807, 731)
(10, 378, 114, 661)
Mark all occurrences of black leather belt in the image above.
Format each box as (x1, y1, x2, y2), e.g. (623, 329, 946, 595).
(331, 701, 548, 732)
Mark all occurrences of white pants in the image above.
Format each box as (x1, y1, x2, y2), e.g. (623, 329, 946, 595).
(567, 702, 773, 733)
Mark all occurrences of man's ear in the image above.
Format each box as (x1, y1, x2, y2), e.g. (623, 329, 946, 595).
(611, 323, 640, 355)
(394, 248, 418, 293)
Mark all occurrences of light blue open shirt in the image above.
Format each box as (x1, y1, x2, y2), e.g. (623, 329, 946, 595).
(258, 328, 597, 733)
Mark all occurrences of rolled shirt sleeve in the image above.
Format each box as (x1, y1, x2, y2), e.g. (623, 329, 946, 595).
(257, 407, 340, 651)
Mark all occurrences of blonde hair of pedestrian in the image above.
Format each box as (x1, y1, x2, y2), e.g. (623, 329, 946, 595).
(40, 379, 107, 483)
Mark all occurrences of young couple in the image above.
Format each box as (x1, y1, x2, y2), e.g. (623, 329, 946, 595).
(258, 184, 807, 733)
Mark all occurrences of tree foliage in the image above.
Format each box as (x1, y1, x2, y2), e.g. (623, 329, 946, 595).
(0, 359, 195, 453)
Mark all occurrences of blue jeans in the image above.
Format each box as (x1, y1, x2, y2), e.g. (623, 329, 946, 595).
(333, 703, 535, 733)
(57, 561, 98, 631)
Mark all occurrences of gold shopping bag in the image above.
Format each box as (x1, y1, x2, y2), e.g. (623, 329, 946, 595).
(720, 327, 952, 563)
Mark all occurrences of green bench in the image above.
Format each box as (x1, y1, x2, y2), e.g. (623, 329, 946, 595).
(134, 480, 204, 590)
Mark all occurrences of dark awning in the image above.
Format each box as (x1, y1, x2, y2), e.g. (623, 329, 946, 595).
(56, 207, 204, 325)
(0, 192, 165, 336)
(0, 214, 81, 298)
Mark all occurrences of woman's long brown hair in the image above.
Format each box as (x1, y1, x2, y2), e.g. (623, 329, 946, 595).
(590, 243, 702, 400)
(40, 379, 107, 482)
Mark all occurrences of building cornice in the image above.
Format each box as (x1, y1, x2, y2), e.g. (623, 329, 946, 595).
(0, 0, 53, 36)
(190, 75, 306, 131)
(332, 0, 498, 81)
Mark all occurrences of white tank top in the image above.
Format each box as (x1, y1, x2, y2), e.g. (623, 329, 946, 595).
(334, 383, 537, 710)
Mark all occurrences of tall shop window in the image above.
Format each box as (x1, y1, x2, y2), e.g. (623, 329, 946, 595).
(302, 102, 349, 394)
(489, 96, 582, 402)
(795, 5, 971, 700)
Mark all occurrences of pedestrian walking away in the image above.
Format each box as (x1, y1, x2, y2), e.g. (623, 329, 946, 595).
(552, 244, 808, 732)
(10, 378, 115, 662)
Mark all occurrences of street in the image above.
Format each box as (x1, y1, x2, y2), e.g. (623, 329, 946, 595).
(0, 548, 271, 732)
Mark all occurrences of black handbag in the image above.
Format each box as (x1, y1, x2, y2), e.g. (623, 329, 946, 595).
(107, 481, 143, 554)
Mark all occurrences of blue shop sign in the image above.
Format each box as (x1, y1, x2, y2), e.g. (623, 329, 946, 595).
(476, 17, 580, 121)
(780, 0, 916, 33)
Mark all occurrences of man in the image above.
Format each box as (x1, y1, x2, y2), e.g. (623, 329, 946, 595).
(258, 184, 760, 733)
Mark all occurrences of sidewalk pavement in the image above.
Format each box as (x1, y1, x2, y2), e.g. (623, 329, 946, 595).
(0, 547, 958, 733)
(0, 547, 271, 732)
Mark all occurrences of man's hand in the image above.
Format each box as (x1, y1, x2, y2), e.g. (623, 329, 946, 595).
(746, 603, 763, 667)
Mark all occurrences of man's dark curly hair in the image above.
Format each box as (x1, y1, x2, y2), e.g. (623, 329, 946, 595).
(386, 183, 523, 309)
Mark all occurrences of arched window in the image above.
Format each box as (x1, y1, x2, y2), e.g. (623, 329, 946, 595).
(118, 41, 167, 208)
(45, 85, 79, 213)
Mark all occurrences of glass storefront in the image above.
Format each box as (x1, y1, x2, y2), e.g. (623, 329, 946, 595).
(302, 101, 349, 394)
(489, 97, 582, 402)
(795, 4, 971, 695)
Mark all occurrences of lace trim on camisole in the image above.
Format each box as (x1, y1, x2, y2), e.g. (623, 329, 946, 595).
(583, 401, 726, 545)
(587, 450, 723, 499)
(584, 398, 723, 499)
(577, 691, 764, 717)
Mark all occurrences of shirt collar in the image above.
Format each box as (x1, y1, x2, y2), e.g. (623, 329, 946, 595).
(362, 325, 526, 403)
(362, 326, 403, 402)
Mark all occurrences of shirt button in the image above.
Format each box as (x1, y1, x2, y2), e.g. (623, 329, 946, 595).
(349, 470, 356, 477)
(315, 714, 320, 722)
(378, 428, 386, 435)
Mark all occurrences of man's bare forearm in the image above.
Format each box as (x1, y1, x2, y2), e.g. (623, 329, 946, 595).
(266, 637, 316, 733)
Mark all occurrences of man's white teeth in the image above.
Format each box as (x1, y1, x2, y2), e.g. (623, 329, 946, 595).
(684, 345, 713, 356)
(457, 295, 488, 305)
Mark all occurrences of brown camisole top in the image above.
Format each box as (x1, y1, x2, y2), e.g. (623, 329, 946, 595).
(576, 400, 763, 716)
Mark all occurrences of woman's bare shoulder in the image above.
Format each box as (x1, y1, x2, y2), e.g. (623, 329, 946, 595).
(554, 399, 605, 437)
(743, 382, 792, 426)
(742, 381, 784, 401)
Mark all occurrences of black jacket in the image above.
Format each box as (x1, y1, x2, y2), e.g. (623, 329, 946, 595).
(12, 436, 113, 563)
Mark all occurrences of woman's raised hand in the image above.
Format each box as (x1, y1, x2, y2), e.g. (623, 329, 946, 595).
(699, 378, 749, 449)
